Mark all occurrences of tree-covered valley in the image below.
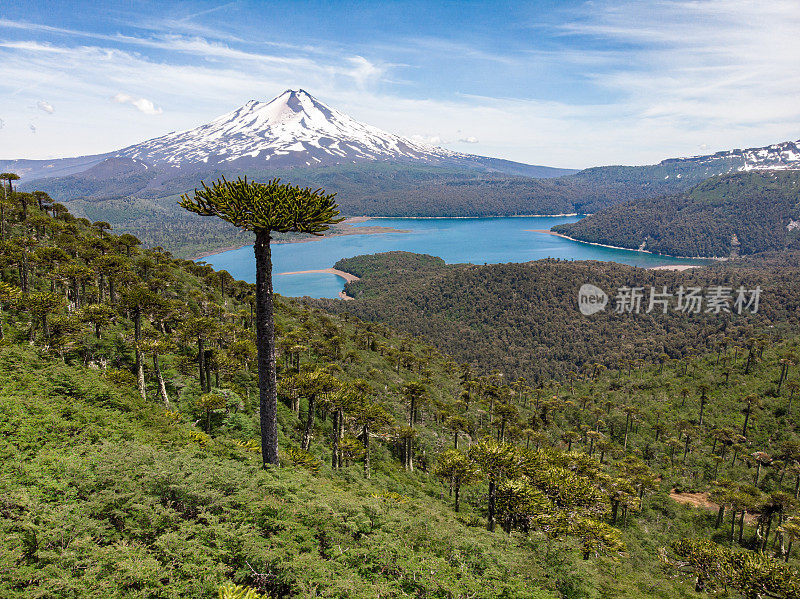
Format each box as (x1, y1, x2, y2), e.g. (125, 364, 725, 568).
(1, 172, 800, 599)
(318, 251, 800, 381)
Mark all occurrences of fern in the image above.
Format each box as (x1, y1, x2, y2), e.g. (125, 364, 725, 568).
(235, 438, 260, 453)
(218, 583, 263, 599)
(188, 429, 210, 447)
(284, 446, 321, 473)
(371, 491, 408, 504)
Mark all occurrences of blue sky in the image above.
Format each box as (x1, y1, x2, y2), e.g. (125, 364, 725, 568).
(1, 0, 799, 167)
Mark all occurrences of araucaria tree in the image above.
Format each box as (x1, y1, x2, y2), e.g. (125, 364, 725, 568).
(180, 177, 342, 466)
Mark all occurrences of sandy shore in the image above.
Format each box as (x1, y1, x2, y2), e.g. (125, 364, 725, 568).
(647, 264, 701, 271)
(277, 268, 359, 300)
(527, 229, 720, 263)
(276, 268, 360, 282)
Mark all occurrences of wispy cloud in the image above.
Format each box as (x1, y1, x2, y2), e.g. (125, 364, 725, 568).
(37, 100, 54, 113)
(112, 93, 163, 115)
(0, 3, 798, 166)
(558, 0, 800, 129)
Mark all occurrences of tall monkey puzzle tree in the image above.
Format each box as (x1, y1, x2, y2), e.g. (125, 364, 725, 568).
(180, 177, 341, 466)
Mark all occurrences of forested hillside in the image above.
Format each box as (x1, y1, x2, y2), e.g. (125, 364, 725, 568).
(2, 184, 800, 598)
(24, 158, 742, 256)
(318, 252, 800, 381)
(553, 171, 800, 258)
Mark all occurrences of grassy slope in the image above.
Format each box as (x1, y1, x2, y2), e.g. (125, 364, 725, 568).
(3, 341, 737, 599)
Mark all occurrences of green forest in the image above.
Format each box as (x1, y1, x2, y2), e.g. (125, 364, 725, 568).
(1, 179, 800, 599)
(26, 157, 734, 257)
(318, 251, 800, 381)
(553, 171, 800, 258)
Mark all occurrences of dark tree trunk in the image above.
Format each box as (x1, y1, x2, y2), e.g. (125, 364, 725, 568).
(254, 230, 279, 466)
(761, 512, 774, 553)
(21, 252, 29, 293)
(487, 479, 496, 531)
(363, 425, 370, 478)
(198, 337, 207, 393)
(331, 409, 340, 469)
(204, 349, 213, 391)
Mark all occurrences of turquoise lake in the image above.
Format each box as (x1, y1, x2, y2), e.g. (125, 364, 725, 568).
(200, 216, 704, 298)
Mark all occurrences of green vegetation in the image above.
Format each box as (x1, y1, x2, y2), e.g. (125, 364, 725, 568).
(553, 171, 800, 258)
(179, 176, 343, 466)
(2, 178, 799, 598)
(28, 158, 724, 256)
(319, 251, 800, 380)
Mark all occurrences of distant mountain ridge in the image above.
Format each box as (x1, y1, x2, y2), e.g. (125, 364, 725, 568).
(2, 89, 572, 183)
(661, 140, 800, 172)
(2, 89, 799, 255)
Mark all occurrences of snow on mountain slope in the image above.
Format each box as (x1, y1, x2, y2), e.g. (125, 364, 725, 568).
(662, 140, 800, 172)
(114, 89, 463, 169)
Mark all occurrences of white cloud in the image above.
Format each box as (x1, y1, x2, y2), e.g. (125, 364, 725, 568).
(112, 92, 163, 115)
(1, 5, 799, 167)
(410, 134, 444, 146)
(37, 100, 54, 113)
(29, 122, 36, 133)
(0, 118, 4, 129)
(346, 56, 386, 89)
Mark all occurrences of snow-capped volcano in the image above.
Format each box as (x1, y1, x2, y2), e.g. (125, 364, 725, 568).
(1, 89, 573, 182)
(114, 89, 459, 169)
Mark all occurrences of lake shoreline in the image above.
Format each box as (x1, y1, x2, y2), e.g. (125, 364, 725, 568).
(528, 229, 725, 262)
(201, 216, 715, 299)
(276, 268, 359, 300)
(369, 213, 583, 219)
(191, 216, 408, 261)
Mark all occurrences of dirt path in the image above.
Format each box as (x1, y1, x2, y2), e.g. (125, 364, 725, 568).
(669, 490, 757, 524)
